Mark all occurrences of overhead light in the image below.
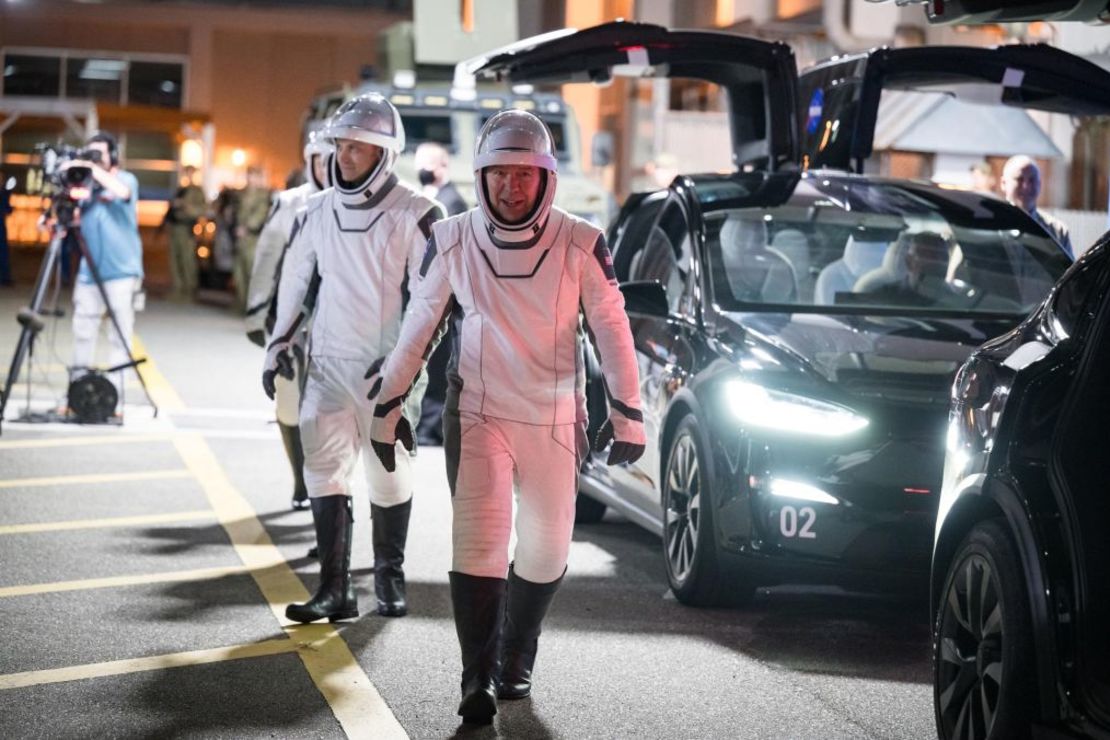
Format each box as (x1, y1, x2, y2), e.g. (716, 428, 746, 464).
(79, 58, 127, 81)
(160, 80, 177, 93)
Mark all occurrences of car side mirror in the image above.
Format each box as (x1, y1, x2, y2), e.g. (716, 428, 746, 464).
(620, 280, 669, 318)
(591, 131, 614, 168)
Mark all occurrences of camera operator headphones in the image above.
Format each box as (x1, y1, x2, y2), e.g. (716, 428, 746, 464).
(87, 131, 120, 167)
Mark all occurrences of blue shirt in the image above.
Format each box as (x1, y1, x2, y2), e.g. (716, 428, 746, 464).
(78, 170, 143, 283)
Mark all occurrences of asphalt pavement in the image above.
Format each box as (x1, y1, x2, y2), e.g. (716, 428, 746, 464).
(0, 289, 937, 739)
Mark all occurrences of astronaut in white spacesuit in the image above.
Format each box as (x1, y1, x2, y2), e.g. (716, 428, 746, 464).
(368, 109, 645, 723)
(246, 129, 332, 511)
(263, 93, 442, 623)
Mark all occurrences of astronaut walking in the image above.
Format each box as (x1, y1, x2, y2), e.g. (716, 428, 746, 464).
(264, 94, 442, 622)
(246, 130, 332, 511)
(369, 110, 645, 722)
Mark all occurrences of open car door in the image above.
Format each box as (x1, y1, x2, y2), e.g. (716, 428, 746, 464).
(465, 20, 800, 173)
(798, 44, 1110, 173)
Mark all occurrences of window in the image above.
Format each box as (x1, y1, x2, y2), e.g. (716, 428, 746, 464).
(701, 177, 1071, 315)
(630, 200, 695, 316)
(66, 56, 125, 103)
(129, 61, 183, 108)
(2, 54, 61, 97)
(398, 113, 454, 152)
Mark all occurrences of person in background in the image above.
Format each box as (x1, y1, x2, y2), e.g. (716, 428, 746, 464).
(1001, 155, 1073, 258)
(969, 161, 997, 196)
(166, 165, 206, 301)
(414, 142, 468, 217)
(234, 166, 272, 311)
(0, 171, 12, 286)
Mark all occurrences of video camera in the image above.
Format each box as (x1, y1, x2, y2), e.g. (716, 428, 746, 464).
(33, 143, 104, 225)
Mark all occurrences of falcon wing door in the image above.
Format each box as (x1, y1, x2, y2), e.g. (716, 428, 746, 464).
(466, 21, 800, 172)
(798, 44, 1110, 173)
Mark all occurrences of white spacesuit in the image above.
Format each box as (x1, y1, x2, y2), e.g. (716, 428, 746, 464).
(264, 93, 442, 623)
(246, 130, 332, 510)
(369, 109, 645, 723)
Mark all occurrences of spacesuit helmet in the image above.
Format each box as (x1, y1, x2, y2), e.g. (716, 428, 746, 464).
(302, 128, 335, 191)
(326, 92, 405, 197)
(474, 109, 558, 243)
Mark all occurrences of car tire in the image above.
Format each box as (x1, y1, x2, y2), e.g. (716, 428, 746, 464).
(934, 519, 1036, 740)
(662, 414, 749, 606)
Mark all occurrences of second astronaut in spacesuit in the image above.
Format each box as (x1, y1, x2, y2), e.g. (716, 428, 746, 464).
(264, 93, 443, 623)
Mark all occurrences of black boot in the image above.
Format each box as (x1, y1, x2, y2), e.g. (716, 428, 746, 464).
(449, 571, 506, 724)
(279, 423, 309, 510)
(498, 566, 564, 700)
(371, 500, 411, 617)
(285, 496, 358, 623)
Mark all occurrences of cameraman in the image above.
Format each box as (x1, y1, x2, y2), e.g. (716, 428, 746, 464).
(63, 132, 143, 408)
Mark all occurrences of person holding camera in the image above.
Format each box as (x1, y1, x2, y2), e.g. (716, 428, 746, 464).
(264, 93, 443, 623)
(63, 132, 143, 408)
(368, 110, 644, 723)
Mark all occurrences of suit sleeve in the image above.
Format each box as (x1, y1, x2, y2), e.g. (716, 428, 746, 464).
(269, 211, 315, 349)
(246, 199, 291, 335)
(373, 234, 455, 425)
(406, 204, 445, 294)
(579, 233, 642, 423)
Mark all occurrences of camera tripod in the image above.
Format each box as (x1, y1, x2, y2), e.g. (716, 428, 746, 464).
(0, 219, 158, 436)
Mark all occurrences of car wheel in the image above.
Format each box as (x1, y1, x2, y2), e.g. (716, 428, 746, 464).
(934, 519, 1035, 740)
(662, 415, 748, 606)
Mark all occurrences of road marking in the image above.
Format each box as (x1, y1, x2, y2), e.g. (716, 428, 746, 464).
(0, 564, 253, 598)
(0, 433, 173, 450)
(0, 469, 192, 489)
(174, 433, 408, 740)
(0, 509, 216, 535)
(0, 638, 298, 690)
(132, 335, 186, 412)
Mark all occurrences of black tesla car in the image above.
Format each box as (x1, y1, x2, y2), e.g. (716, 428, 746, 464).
(934, 230, 1110, 739)
(468, 22, 1109, 606)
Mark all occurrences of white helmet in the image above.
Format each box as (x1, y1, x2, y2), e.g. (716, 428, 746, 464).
(302, 128, 334, 191)
(326, 92, 404, 198)
(474, 109, 558, 243)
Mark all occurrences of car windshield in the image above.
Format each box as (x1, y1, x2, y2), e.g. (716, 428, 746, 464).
(702, 176, 1071, 315)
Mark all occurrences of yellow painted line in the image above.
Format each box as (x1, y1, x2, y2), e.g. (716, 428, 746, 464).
(0, 638, 298, 690)
(174, 433, 408, 739)
(0, 564, 252, 598)
(132, 334, 186, 412)
(0, 469, 192, 489)
(0, 433, 174, 450)
(0, 509, 216, 535)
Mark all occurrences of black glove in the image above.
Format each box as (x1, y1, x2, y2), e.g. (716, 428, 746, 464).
(261, 348, 295, 401)
(593, 418, 646, 466)
(370, 416, 415, 473)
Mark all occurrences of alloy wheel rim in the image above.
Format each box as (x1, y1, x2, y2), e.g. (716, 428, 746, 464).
(664, 433, 700, 584)
(937, 552, 1004, 740)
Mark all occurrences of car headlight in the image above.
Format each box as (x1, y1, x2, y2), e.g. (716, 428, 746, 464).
(725, 381, 869, 437)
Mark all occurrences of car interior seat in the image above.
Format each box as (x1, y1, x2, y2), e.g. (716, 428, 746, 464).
(719, 216, 797, 303)
(814, 235, 890, 305)
(769, 228, 813, 299)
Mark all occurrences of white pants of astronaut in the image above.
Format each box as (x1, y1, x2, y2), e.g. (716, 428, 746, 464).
(299, 355, 420, 504)
(71, 278, 138, 398)
(449, 412, 582, 585)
